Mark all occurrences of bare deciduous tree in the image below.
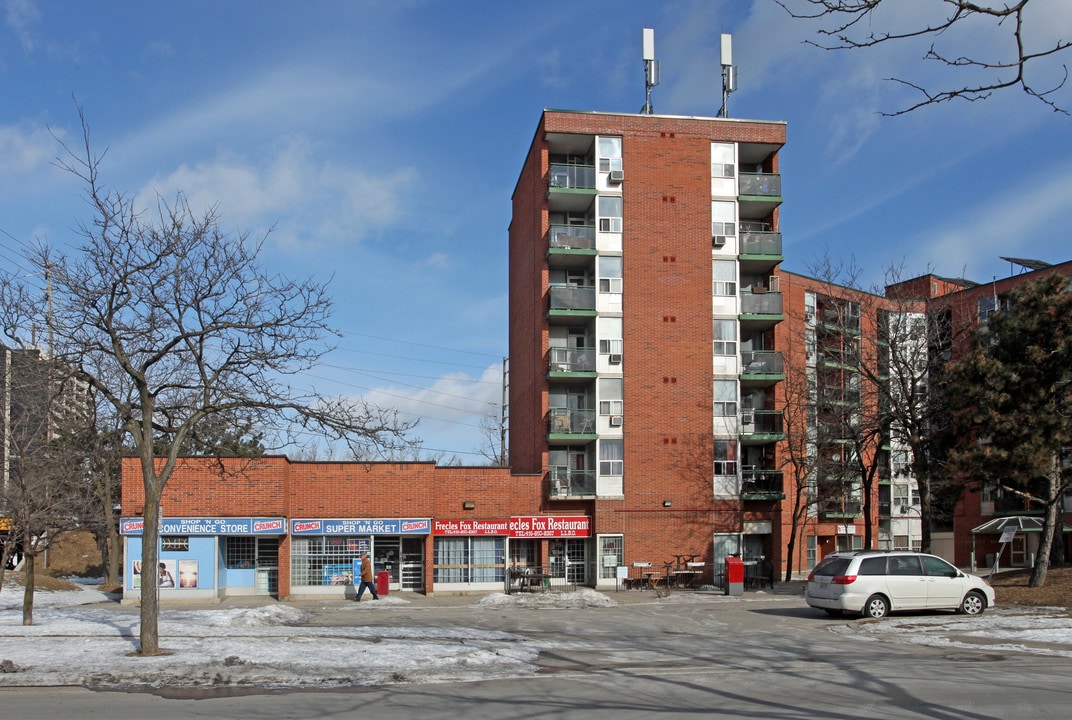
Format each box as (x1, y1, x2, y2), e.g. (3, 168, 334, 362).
(0, 110, 415, 654)
(776, 0, 1072, 115)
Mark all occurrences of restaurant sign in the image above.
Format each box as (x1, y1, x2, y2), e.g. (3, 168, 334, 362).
(434, 516, 590, 538)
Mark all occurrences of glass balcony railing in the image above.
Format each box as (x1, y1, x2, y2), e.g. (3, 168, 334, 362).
(818, 499, 863, 517)
(741, 409, 784, 435)
(741, 468, 784, 498)
(549, 164, 595, 190)
(548, 408, 597, 435)
(741, 350, 784, 376)
(738, 172, 782, 197)
(549, 284, 596, 312)
(739, 231, 782, 256)
(548, 346, 596, 373)
(741, 291, 783, 315)
(548, 224, 596, 250)
(549, 468, 596, 498)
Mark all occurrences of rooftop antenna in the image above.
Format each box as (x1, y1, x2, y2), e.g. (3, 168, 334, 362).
(718, 33, 737, 118)
(642, 28, 659, 114)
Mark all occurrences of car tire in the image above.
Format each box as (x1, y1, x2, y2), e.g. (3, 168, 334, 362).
(823, 608, 844, 618)
(957, 590, 986, 616)
(862, 594, 890, 619)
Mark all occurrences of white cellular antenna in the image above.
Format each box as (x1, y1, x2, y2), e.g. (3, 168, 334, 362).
(642, 28, 660, 115)
(719, 33, 737, 118)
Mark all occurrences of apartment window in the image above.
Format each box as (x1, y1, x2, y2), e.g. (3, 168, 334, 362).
(713, 319, 737, 356)
(712, 259, 737, 296)
(161, 536, 189, 552)
(597, 136, 623, 172)
(713, 439, 737, 476)
(598, 317, 623, 356)
(711, 142, 735, 178)
(598, 196, 623, 233)
(714, 380, 737, 417)
(712, 200, 736, 236)
(598, 378, 623, 415)
(598, 256, 623, 293)
(599, 439, 624, 476)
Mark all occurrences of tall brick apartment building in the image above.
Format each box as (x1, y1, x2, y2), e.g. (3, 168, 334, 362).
(507, 109, 789, 586)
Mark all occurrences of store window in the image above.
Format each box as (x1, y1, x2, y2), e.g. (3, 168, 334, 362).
(599, 535, 623, 580)
(290, 536, 369, 587)
(225, 537, 256, 569)
(433, 537, 505, 583)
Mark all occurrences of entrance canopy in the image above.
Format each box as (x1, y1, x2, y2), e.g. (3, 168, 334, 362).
(971, 516, 1072, 535)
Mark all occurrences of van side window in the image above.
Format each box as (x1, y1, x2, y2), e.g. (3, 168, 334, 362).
(858, 557, 887, 575)
(889, 556, 923, 575)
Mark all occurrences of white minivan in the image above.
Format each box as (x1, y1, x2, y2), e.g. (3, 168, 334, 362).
(805, 550, 995, 619)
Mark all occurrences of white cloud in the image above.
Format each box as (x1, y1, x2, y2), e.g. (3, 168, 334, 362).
(916, 164, 1072, 275)
(5, 0, 39, 52)
(138, 136, 419, 249)
(0, 123, 59, 187)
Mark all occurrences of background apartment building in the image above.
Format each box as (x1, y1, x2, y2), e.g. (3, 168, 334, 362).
(508, 109, 787, 586)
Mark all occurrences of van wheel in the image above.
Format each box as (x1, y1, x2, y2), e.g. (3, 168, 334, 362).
(958, 591, 986, 616)
(863, 594, 889, 619)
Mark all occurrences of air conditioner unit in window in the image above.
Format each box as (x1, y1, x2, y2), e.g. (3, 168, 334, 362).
(741, 413, 755, 426)
(610, 415, 624, 427)
(713, 235, 729, 248)
(608, 169, 624, 183)
(608, 353, 622, 364)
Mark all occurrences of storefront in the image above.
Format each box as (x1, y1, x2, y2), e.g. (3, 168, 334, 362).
(288, 517, 431, 597)
(120, 516, 287, 602)
(432, 515, 591, 592)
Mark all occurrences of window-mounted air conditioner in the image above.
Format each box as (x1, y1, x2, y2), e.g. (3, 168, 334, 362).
(608, 169, 625, 183)
(608, 353, 622, 364)
(713, 235, 729, 248)
(610, 415, 624, 427)
(741, 413, 755, 426)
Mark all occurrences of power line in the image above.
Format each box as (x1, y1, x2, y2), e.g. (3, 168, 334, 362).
(337, 329, 502, 359)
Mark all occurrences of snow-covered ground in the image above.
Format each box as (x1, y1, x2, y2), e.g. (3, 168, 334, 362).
(1, 578, 1070, 689)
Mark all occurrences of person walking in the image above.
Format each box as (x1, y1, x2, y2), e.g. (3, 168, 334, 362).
(355, 552, 379, 601)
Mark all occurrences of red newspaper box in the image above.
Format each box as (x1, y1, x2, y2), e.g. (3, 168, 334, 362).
(375, 570, 390, 597)
(725, 556, 744, 596)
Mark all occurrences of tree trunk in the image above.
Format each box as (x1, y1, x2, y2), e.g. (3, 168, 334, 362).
(917, 476, 933, 554)
(1028, 458, 1061, 588)
(21, 548, 35, 626)
(139, 492, 162, 655)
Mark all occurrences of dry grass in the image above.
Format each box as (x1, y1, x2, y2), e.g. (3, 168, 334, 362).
(989, 566, 1072, 610)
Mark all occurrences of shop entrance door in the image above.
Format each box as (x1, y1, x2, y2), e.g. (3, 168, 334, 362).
(400, 538, 424, 591)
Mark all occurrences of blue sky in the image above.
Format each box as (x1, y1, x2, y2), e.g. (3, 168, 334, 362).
(2, 0, 1070, 461)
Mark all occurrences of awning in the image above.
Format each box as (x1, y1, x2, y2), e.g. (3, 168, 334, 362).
(971, 516, 1072, 534)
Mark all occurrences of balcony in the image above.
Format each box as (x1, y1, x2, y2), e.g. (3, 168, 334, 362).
(549, 468, 596, 499)
(741, 409, 785, 445)
(741, 468, 785, 500)
(548, 408, 597, 437)
(738, 172, 782, 219)
(740, 350, 784, 387)
(817, 499, 863, 518)
(547, 164, 596, 212)
(548, 346, 596, 377)
(738, 230, 783, 275)
(740, 291, 784, 331)
(548, 224, 596, 250)
(548, 284, 596, 321)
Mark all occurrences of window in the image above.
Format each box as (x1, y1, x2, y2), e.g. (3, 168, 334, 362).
(290, 536, 368, 587)
(597, 136, 623, 172)
(598, 256, 623, 293)
(225, 537, 256, 569)
(712, 200, 736, 236)
(599, 439, 624, 476)
(713, 319, 737, 356)
(713, 380, 737, 417)
(598, 196, 623, 233)
(598, 377, 623, 415)
(711, 142, 735, 178)
(712, 260, 737, 296)
(161, 536, 189, 552)
(598, 317, 623, 356)
(599, 535, 623, 580)
(713, 439, 737, 476)
(432, 537, 506, 584)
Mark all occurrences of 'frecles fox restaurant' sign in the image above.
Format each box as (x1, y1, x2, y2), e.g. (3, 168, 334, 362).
(433, 516, 590, 538)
